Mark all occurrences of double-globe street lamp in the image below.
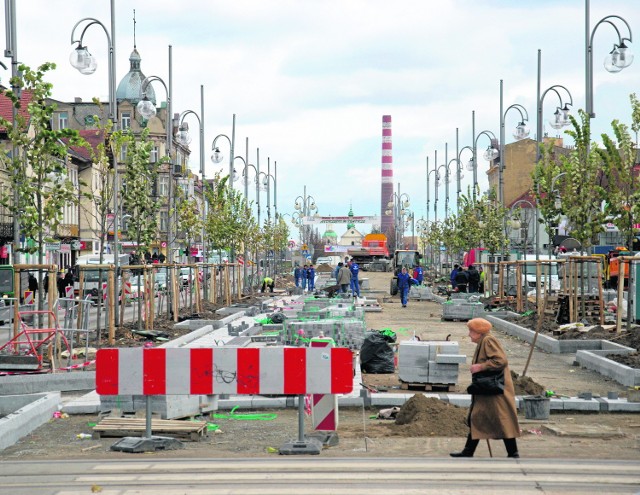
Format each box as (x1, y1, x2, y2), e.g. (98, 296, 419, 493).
(262, 159, 278, 277)
(499, 79, 530, 206)
(137, 46, 174, 262)
(232, 138, 258, 285)
(174, 85, 205, 268)
(585, 0, 633, 119)
(466, 110, 499, 202)
(210, 114, 236, 189)
(536, 49, 574, 258)
(386, 187, 410, 251)
(70, 1, 121, 321)
(294, 186, 317, 248)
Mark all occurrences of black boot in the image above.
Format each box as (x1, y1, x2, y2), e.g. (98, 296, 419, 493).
(450, 435, 479, 458)
(504, 438, 519, 458)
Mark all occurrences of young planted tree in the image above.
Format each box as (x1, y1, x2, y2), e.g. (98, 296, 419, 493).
(476, 189, 510, 256)
(596, 95, 640, 250)
(533, 141, 564, 256)
(557, 110, 608, 251)
(78, 120, 116, 266)
(0, 63, 81, 301)
(120, 128, 159, 328)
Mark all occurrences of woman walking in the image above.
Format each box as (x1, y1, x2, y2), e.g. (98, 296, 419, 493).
(450, 317, 520, 458)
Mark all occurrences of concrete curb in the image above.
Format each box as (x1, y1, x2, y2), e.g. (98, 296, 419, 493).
(0, 392, 60, 451)
(0, 372, 95, 396)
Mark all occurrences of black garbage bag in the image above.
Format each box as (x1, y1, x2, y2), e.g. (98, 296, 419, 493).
(360, 331, 396, 374)
(269, 312, 286, 324)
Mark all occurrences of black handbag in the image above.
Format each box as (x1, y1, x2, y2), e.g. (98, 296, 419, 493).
(467, 368, 505, 395)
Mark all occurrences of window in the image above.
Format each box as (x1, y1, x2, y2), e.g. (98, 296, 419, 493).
(158, 176, 169, 196)
(58, 112, 68, 129)
(150, 146, 159, 163)
(159, 211, 168, 232)
(121, 112, 131, 130)
(120, 144, 127, 162)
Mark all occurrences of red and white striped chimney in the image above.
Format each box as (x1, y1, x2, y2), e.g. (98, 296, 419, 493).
(381, 115, 394, 234)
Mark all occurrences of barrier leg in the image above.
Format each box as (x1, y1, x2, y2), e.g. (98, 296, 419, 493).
(109, 395, 185, 453)
(278, 394, 322, 455)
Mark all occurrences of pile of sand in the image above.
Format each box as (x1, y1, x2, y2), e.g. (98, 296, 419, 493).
(392, 394, 469, 437)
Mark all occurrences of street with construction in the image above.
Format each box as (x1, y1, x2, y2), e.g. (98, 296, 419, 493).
(1, 270, 639, 463)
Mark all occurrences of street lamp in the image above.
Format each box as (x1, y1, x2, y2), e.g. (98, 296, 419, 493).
(70, 1, 120, 319)
(536, 49, 573, 257)
(499, 79, 530, 206)
(210, 114, 236, 189)
(468, 110, 499, 202)
(293, 186, 317, 246)
(386, 186, 410, 250)
(508, 199, 537, 261)
(137, 46, 174, 262)
(263, 158, 277, 276)
(586, 0, 633, 118)
(174, 85, 205, 265)
(232, 138, 259, 286)
(454, 127, 472, 212)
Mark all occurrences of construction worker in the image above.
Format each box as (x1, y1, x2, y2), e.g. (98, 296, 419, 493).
(349, 259, 360, 297)
(306, 264, 316, 292)
(397, 267, 417, 308)
(293, 264, 302, 287)
(413, 262, 424, 285)
(261, 276, 275, 293)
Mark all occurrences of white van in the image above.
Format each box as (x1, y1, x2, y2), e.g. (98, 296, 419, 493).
(520, 255, 560, 292)
(74, 253, 129, 299)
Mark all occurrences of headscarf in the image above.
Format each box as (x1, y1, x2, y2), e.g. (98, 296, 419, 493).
(467, 318, 492, 334)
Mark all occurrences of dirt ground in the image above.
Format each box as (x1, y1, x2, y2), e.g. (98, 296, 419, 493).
(2, 271, 640, 460)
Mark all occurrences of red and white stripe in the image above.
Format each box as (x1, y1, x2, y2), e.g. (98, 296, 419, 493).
(96, 347, 353, 396)
(310, 337, 339, 431)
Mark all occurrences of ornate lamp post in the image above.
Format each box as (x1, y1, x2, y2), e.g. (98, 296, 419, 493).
(137, 47, 174, 262)
(210, 115, 236, 189)
(585, 0, 633, 118)
(174, 85, 205, 264)
(386, 186, 410, 250)
(499, 79, 530, 206)
(70, 1, 120, 319)
(294, 186, 317, 247)
(536, 49, 573, 257)
(466, 111, 499, 202)
(233, 139, 258, 285)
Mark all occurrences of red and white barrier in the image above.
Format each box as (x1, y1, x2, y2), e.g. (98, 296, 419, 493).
(96, 347, 353, 396)
(310, 337, 339, 431)
(23, 291, 34, 305)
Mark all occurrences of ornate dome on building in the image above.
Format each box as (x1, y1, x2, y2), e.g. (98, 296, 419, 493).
(116, 47, 156, 105)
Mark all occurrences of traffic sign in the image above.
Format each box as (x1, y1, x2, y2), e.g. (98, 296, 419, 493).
(45, 242, 61, 252)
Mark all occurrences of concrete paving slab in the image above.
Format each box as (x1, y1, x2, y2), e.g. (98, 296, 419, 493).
(542, 423, 626, 438)
(0, 392, 60, 451)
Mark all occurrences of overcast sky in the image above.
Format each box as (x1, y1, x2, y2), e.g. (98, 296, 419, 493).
(5, 0, 639, 238)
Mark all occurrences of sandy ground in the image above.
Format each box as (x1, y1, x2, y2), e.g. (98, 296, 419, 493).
(2, 271, 639, 460)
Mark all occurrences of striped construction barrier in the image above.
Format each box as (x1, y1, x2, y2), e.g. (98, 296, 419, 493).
(96, 347, 353, 396)
(310, 337, 338, 431)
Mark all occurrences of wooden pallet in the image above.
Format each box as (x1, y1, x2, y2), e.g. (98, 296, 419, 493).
(400, 382, 455, 392)
(92, 417, 208, 441)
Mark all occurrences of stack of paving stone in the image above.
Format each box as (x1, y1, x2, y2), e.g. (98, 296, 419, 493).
(442, 293, 484, 321)
(398, 340, 466, 386)
(284, 319, 337, 344)
(325, 303, 365, 320)
(334, 318, 366, 350)
(409, 285, 433, 301)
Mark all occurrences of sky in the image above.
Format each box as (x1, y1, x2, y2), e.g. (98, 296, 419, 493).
(3, 0, 639, 240)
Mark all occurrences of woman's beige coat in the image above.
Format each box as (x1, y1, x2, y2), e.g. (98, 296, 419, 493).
(469, 333, 520, 440)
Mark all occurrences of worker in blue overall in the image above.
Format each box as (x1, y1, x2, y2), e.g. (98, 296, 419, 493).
(293, 264, 302, 287)
(412, 263, 424, 286)
(397, 266, 417, 308)
(306, 264, 316, 292)
(301, 265, 308, 291)
(349, 259, 361, 297)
